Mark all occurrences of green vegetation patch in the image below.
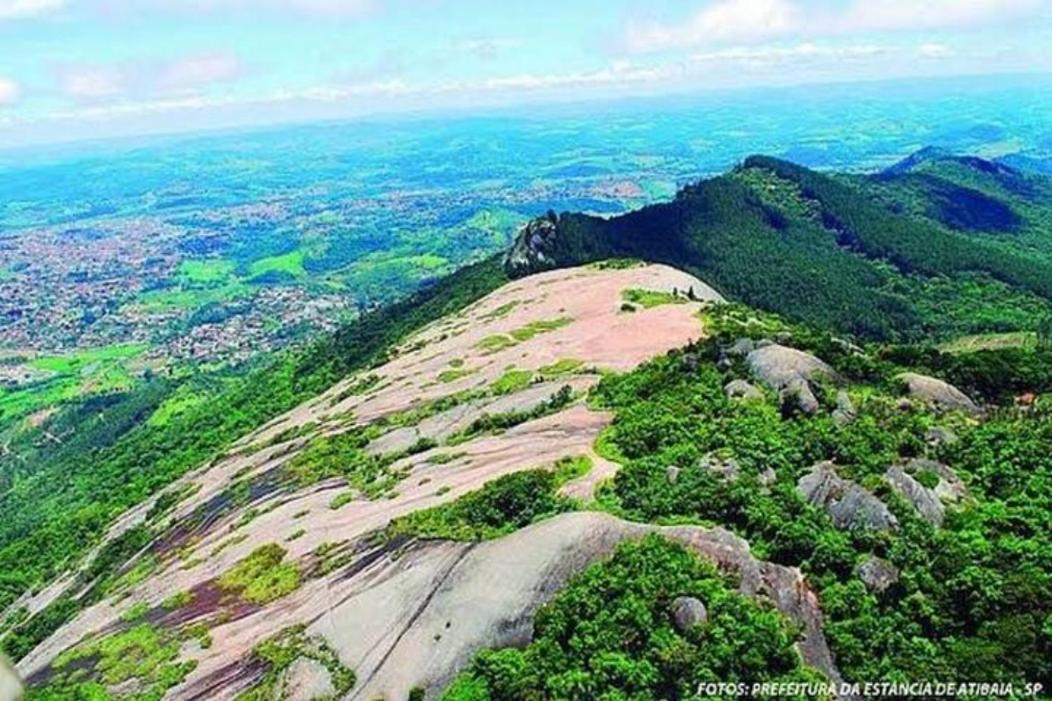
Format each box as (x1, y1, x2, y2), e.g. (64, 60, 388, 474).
(509, 316, 573, 342)
(475, 335, 517, 353)
(475, 317, 573, 354)
(621, 288, 688, 309)
(217, 544, 301, 605)
(489, 368, 534, 395)
(236, 625, 356, 701)
(538, 358, 584, 378)
(479, 300, 520, 321)
(177, 259, 236, 285)
(448, 385, 575, 444)
(282, 427, 398, 498)
(247, 249, 308, 280)
(438, 367, 477, 384)
(588, 304, 1052, 687)
(386, 460, 587, 542)
(44, 622, 196, 700)
(443, 536, 818, 700)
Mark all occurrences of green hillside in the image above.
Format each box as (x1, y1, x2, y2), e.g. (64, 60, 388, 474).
(509, 152, 1052, 341)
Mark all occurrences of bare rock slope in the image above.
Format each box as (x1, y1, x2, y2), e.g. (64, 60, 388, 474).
(182, 512, 840, 701)
(18, 264, 724, 697)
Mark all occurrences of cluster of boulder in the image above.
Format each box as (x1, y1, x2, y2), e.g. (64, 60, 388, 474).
(721, 339, 841, 418)
(719, 337, 982, 422)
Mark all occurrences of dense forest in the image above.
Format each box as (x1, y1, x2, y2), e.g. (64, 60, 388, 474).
(508, 151, 1052, 341)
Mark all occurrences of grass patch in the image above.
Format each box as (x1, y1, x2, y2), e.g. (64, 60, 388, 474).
(447, 385, 575, 444)
(538, 358, 584, 378)
(480, 300, 520, 321)
(248, 249, 307, 279)
(217, 544, 301, 605)
(162, 590, 194, 610)
(438, 367, 476, 384)
(509, 317, 573, 342)
(475, 335, 517, 353)
(490, 368, 534, 395)
(621, 288, 688, 309)
(938, 332, 1037, 354)
(48, 622, 196, 698)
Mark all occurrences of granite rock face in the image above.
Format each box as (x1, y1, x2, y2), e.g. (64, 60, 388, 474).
(670, 596, 708, 632)
(884, 458, 967, 526)
(797, 462, 898, 532)
(747, 344, 836, 416)
(504, 215, 560, 276)
(896, 373, 980, 415)
(855, 556, 900, 593)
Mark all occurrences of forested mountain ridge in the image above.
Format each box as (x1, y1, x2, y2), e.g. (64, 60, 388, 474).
(507, 150, 1052, 341)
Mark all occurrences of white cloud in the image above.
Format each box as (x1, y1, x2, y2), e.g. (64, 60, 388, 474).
(916, 43, 954, 59)
(59, 66, 125, 100)
(627, 0, 800, 52)
(625, 0, 1045, 52)
(690, 42, 889, 65)
(836, 0, 1043, 34)
(56, 52, 244, 102)
(0, 77, 21, 105)
(95, 0, 376, 19)
(0, 0, 64, 20)
(158, 52, 242, 93)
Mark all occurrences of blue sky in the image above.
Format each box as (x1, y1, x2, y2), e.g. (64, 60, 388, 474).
(1, 0, 1051, 147)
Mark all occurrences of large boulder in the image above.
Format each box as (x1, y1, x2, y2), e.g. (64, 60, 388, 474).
(670, 596, 708, 632)
(725, 338, 756, 357)
(747, 344, 836, 391)
(884, 465, 942, 526)
(747, 345, 835, 416)
(855, 556, 899, 594)
(884, 459, 966, 526)
(725, 379, 762, 401)
(780, 379, 820, 416)
(797, 462, 898, 532)
(895, 373, 979, 415)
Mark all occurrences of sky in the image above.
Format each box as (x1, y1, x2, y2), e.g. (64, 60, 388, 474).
(1, 0, 1051, 147)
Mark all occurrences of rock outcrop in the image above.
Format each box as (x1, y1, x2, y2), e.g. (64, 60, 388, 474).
(855, 556, 899, 593)
(177, 513, 843, 701)
(884, 458, 966, 526)
(282, 658, 336, 701)
(747, 345, 836, 416)
(895, 373, 980, 415)
(725, 379, 763, 401)
(670, 596, 708, 632)
(832, 390, 857, 426)
(797, 462, 898, 532)
(504, 215, 560, 277)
